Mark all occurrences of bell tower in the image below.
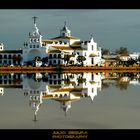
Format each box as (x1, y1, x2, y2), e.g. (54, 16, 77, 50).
(28, 16, 43, 47)
(60, 21, 71, 37)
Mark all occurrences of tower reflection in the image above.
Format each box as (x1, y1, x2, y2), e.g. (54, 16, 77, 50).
(23, 72, 104, 121)
(0, 72, 140, 121)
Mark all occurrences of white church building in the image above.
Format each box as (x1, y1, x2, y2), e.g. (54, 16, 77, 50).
(4, 16, 102, 67)
(0, 17, 103, 67)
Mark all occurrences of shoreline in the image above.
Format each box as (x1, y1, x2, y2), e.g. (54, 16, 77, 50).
(0, 66, 140, 73)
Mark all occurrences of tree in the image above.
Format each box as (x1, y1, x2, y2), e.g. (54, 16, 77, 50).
(77, 56, 86, 63)
(64, 54, 71, 64)
(34, 56, 41, 61)
(42, 57, 48, 64)
(138, 56, 140, 62)
(102, 48, 110, 55)
(115, 47, 129, 55)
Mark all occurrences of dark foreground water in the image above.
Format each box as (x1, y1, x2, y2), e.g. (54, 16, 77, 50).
(0, 72, 140, 129)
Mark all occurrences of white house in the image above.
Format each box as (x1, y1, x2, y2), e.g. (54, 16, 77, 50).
(129, 52, 140, 60)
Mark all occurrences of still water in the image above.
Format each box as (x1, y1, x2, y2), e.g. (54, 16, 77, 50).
(0, 72, 140, 129)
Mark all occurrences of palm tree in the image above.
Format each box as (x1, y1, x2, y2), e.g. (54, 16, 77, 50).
(77, 56, 86, 66)
(64, 54, 71, 64)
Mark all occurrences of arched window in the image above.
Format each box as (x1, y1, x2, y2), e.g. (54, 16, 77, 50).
(8, 55, 11, 59)
(53, 60, 56, 64)
(9, 60, 11, 65)
(4, 75, 7, 79)
(53, 75, 56, 79)
(9, 80, 11, 84)
(58, 80, 61, 84)
(58, 60, 60, 64)
(9, 74, 11, 78)
(49, 54, 52, 58)
(4, 80, 7, 84)
(4, 60, 7, 64)
(58, 54, 61, 58)
(49, 80, 52, 84)
(54, 54, 56, 58)
(4, 55, 7, 59)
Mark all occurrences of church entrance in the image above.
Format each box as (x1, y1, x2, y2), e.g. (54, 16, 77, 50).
(28, 49, 42, 61)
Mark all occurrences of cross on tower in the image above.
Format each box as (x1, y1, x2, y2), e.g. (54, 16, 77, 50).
(32, 16, 38, 24)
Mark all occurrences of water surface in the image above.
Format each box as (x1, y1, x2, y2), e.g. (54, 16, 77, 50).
(0, 72, 140, 129)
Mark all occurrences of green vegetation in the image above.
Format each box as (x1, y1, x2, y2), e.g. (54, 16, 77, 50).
(102, 48, 110, 55)
(115, 47, 129, 55)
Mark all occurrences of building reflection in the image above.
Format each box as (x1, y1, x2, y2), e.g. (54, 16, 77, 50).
(23, 72, 104, 121)
(0, 72, 140, 121)
(102, 72, 140, 90)
(0, 73, 22, 96)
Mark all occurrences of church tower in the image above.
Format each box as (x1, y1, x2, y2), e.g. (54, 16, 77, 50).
(22, 17, 47, 64)
(28, 16, 43, 47)
(60, 21, 71, 37)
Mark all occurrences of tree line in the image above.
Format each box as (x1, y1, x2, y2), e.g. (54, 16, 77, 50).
(102, 47, 129, 55)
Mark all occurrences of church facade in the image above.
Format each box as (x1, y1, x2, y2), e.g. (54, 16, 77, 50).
(0, 17, 103, 67)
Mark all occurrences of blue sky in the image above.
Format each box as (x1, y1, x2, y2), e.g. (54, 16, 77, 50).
(0, 9, 140, 52)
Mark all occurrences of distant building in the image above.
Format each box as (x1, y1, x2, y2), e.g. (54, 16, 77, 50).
(129, 52, 140, 60)
(119, 54, 130, 61)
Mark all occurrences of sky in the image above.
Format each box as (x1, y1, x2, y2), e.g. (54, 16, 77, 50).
(0, 9, 140, 52)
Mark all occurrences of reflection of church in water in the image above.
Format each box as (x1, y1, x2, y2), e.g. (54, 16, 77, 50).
(0, 72, 104, 121)
(23, 72, 104, 121)
(1, 72, 140, 121)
